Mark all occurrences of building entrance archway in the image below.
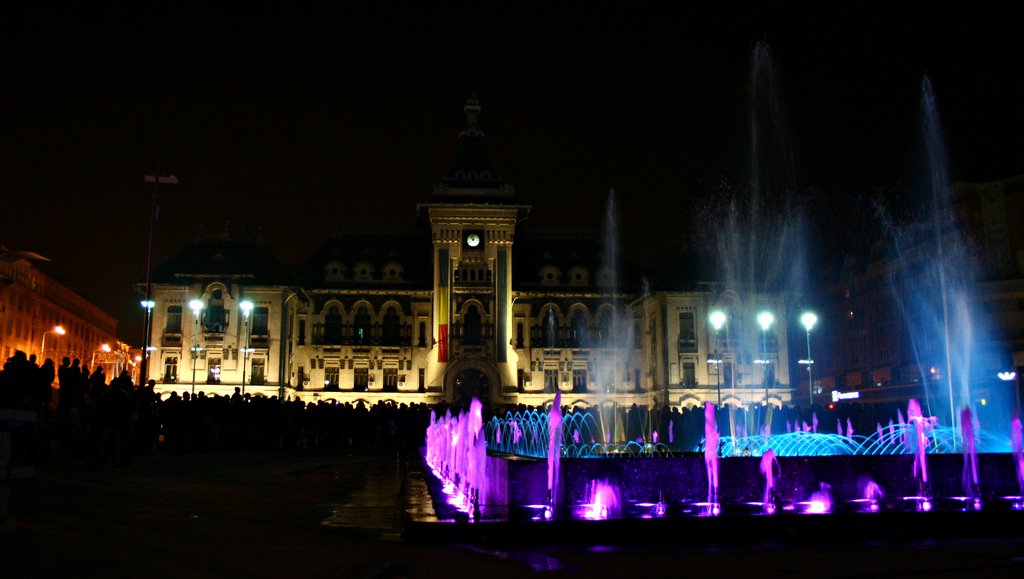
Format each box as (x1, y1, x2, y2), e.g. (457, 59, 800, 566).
(444, 359, 502, 410)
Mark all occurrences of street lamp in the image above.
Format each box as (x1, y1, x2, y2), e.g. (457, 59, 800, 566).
(709, 310, 726, 407)
(189, 299, 204, 395)
(91, 343, 112, 370)
(756, 311, 775, 405)
(41, 325, 66, 358)
(140, 300, 155, 382)
(239, 300, 253, 396)
(800, 311, 818, 407)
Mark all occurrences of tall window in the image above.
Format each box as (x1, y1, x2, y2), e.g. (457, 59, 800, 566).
(597, 312, 612, 347)
(298, 319, 306, 345)
(516, 323, 524, 348)
(682, 361, 696, 387)
(354, 307, 371, 345)
(205, 290, 227, 332)
(165, 306, 182, 333)
(163, 357, 178, 383)
(678, 312, 696, 352)
(325, 306, 343, 344)
(463, 305, 481, 345)
(544, 369, 559, 393)
(418, 321, 427, 347)
(250, 359, 265, 385)
(383, 368, 398, 391)
(572, 369, 587, 393)
(570, 310, 588, 347)
(252, 306, 269, 335)
(383, 307, 401, 346)
(354, 368, 369, 391)
(324, 366, 340, 390)
(543, 308, 559, 348)
(207, 357, 222, 384)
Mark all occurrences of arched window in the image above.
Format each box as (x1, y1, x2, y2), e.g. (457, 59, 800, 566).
(204, 289, 227, 333)
(325, 306, 342, 344)
(383, 306, 400, 346)
(543, 307, 559, 348)
(597, 311, 613, 347)
(463, 305, 482, 345)
(353, 306, 371, 345)
(570, 310, 588, 348)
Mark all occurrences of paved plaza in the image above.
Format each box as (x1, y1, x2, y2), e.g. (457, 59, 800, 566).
(4, 447, 1024, 577)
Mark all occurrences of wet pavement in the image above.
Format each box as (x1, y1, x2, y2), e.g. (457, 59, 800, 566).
(3, 448, 1024, 577)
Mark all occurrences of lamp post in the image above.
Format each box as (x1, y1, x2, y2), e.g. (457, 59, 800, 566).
(756, 311, 775, 405)
(140, 299, 155, 382)
(139, 170, 178, 385)
(709, 310, 726, 407)
(800, 312, 818, 408)
(91, 343, 112, 370)
(41, 325, 66, 359)
(239, 300, 253, 396)
(189, 299, 204, 395)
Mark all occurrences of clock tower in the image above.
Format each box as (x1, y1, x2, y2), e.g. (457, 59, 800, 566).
(418, 96, 530, 406)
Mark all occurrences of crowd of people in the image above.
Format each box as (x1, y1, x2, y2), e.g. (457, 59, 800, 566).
(0, 351, 441, 468)
(1, 348, 937, 468)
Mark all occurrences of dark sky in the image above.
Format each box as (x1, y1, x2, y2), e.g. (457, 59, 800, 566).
(2, 3, 1022, 346)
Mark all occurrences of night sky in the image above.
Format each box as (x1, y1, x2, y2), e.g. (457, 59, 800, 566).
(1, 4, 1021, 346)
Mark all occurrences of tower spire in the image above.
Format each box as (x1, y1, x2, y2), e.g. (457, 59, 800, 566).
(460, 94, 483, 137)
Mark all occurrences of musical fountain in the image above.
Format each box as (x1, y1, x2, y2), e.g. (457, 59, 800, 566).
(410, 43, 1024, 548)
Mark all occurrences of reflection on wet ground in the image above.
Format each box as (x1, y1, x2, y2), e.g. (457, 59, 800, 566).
(7, 448, 1024, 577)
(320, 454, 404, 542)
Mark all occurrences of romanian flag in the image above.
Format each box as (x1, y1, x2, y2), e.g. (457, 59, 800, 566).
(438, 249, 450, 363)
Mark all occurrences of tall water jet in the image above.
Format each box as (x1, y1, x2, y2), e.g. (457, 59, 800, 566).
(467, 397, 487, 518)
(693, 40, 810, 434)
(904, 76, 1010, 439)
(960, 405, 980, 505)
(922, 76, 960, 431)
(594, 187, 634, 398)
(704, 401, 720, 505)
(1012, 413, 1024, 507)
(548, 390, 563, 510)
(760, 448, 779, 514)
(907, 399, 932, 498)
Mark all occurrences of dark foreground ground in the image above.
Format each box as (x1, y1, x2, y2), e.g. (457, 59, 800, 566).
(4, 447, 1024, 578)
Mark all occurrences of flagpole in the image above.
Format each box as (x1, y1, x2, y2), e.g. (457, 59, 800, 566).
(140, 169, 178, 386)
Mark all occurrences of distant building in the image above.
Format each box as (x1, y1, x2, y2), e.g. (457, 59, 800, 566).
(143, 98, 795, 409)
(0, 249, 119, 369)
(815, 174, 1024, 415)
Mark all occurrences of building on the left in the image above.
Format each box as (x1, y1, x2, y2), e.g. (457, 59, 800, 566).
(0, 248, 128, 379)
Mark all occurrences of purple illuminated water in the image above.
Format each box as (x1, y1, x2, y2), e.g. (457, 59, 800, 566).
(1013, 413, 1024, 496)
(548, 390, 562, 507)
(907, 399, 932, 496)
(760, 448, 779, 514)
(579, 479, 621, 521)
(961, 406, 980, 501)
(704, 402, 719, 504)
(423, 398, 489, 518)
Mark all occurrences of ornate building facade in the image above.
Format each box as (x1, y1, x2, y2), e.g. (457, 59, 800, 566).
(143, 99, 795, 409)
(0, 249, 121, 371)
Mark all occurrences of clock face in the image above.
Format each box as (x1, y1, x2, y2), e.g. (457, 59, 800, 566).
(466, 233, 481, 247)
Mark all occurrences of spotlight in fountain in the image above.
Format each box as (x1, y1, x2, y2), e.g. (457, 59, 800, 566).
(575, 479, 621, 521)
